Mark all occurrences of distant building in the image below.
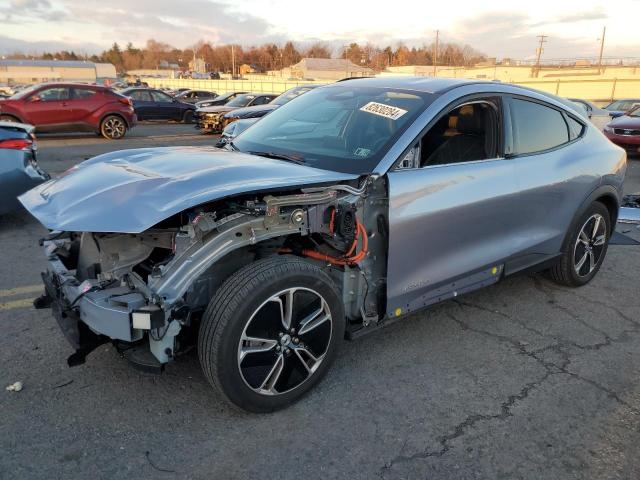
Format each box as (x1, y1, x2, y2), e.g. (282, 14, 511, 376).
(0, 59, 116, 85)
(289, 58, 373, 80)
(189, 57, 207, 74)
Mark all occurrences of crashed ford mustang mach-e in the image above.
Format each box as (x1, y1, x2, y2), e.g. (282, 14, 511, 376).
(20, 78, 626, 412)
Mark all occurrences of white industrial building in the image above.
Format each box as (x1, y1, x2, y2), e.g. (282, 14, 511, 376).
(0, 60, 117, 85)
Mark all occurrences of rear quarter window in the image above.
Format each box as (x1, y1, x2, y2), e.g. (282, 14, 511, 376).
(0, 127, 29, 140)
(510, 98, 570, 154)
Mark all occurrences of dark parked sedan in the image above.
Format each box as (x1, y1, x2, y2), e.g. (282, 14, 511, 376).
(604, 106, 640, 155)
(120, 88, 196, 123)
(0, 121, 49, 215)
(220, 85, 320, 129)
(195, 93, 278, 133)
(194, 91, 248, 109)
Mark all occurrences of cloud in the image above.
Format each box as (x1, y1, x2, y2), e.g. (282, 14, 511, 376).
(0, 34, 104, 55)
(555, 8, 607, 23)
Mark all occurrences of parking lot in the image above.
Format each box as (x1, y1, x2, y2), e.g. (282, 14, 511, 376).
(2, 125, 640, 479)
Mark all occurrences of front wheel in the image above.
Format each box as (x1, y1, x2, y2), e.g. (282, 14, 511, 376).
(100, 115, 127, 139)
(548, 201, 610, 287)
(0, 114, 19, 122)
(198, 256, 345, 412)
(182, 110, 194, 124)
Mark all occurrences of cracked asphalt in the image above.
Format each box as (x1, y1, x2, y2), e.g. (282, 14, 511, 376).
(1, 125, 640, 479)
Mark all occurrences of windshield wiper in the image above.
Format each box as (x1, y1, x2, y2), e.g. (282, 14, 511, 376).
(226, 140, 238, 151)
(247, 151, 306, 165)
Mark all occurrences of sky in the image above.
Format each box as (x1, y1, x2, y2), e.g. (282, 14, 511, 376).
(0, 0, 638, 59)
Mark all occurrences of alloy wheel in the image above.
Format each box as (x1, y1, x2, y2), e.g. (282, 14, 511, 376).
(103, 117, 125, 139)
(237, 287, 333, 396)
(573, 213, 607, 277)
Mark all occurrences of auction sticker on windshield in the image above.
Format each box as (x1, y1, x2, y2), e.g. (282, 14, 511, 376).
(360, 102, 408, 120)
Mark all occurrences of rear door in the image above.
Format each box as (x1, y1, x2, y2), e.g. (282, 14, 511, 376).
(70, 87, 102, 126)
(506, 96, 591, 261)
(21, 87, 74, 128)
(128, 90, 154, 120)
(386, 96, 520, 317)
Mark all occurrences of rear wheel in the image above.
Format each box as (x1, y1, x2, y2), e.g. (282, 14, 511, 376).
(548, 201, 610, 287)
(198, 256, 345, 412)
(100, 115, 127, 140)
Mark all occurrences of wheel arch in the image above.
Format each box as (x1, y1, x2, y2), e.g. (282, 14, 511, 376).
(99, 112, 129, 130)
(561, 184, 620, 250)
(0, 113, 24, 123)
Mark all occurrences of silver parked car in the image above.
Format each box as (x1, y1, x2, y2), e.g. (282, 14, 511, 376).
(20, 78, 626, 412)
(568, 98, 610, 131)
(0, 121, 49, 215)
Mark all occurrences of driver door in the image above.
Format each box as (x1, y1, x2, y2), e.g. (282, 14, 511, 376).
(385, 96, 522, 318)
(22, 87, 75, 128)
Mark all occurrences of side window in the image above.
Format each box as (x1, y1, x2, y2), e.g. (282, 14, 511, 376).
(35, 87, 70, 102)
(415, 100, 500, 168)
(252, 96, 270, 106)
(151, 91, 172, 102)
(567, 116, 584, 141)
(510, 98, 569, 154)
(72, 88, 96, 99)
(129, 90, 151, 102)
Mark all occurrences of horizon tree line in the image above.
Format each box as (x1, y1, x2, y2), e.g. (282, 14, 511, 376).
(5, 39, 488, 73)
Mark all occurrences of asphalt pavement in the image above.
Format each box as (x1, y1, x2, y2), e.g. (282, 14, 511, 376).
(1, 124, 640, 480)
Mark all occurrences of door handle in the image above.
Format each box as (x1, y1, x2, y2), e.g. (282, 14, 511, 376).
(62, 102, 68, 107)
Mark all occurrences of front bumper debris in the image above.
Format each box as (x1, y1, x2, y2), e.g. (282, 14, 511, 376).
(195, 112, 224, 133)
(36, 239, 168, 366)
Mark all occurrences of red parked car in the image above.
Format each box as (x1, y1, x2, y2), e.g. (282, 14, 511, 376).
(604, 106, 640, 155)
(0, 83, 136, 139)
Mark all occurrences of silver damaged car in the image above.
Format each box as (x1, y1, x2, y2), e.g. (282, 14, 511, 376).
(20, 78, 626, 412)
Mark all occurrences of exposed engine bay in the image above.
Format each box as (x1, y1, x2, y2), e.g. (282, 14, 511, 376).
(39, 176, 389, 367)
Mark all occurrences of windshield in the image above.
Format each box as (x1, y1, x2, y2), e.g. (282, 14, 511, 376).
(606, 100, 639, 111)
(233, 85, 432, 174)
(628, 107, 640, 117)
(226, 94, 255, 107)
(9, 84, 42, 100)
(271, 86, 316, 106)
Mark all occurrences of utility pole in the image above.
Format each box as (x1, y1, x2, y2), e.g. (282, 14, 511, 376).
(533, 34, 547, 77)
(597, 26, 606, 74)
(231, 44, 235, 78)
(433, 30, 439, 77)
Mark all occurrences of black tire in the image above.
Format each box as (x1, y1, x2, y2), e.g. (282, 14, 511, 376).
(548, 201, 611, 287)
(0, 114, 19, 122)
(198, 255, 345, 412)
(100, 115, 127, 139)
(182, 110, 195, 124)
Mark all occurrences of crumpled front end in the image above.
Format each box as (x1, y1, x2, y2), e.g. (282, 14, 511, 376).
(32, 179, 382, 370)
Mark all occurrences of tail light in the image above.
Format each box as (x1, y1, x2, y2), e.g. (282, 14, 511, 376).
(0, 138, 33, 150)
(119, 96, 133, 106)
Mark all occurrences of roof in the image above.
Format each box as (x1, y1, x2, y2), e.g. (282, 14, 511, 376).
(292, 58, 373, 72)
(322, 76, 481, 93)
(0, 60, 96, 69)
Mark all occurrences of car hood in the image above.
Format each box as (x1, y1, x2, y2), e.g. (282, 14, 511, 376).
(609, 116, 640, 129)
(19, 146, 357, 233)
(198, 105, 235, 114)
(225, 104, 278, 118)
